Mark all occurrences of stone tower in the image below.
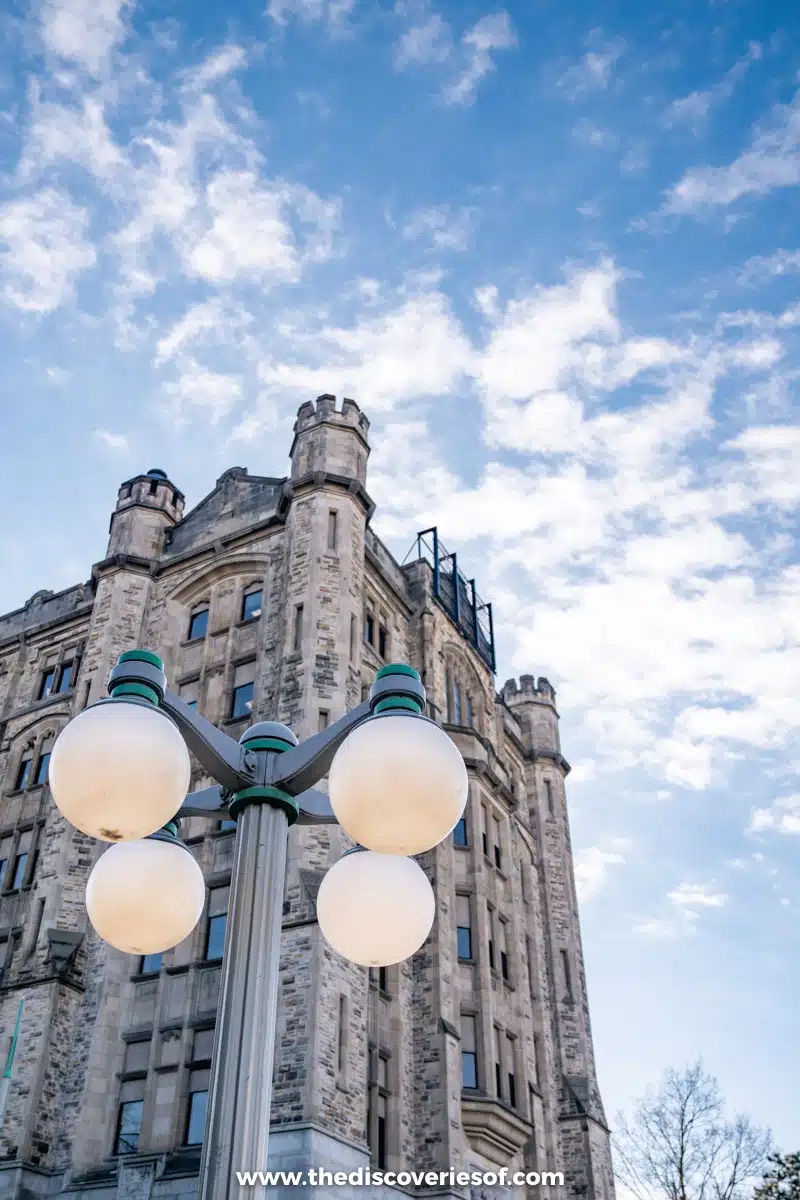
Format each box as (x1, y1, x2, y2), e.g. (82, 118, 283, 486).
(0, 396, 615, 1200)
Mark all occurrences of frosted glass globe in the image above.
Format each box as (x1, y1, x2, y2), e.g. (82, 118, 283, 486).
(328, 715, 468, 855)
(317, 851, 435, 967)
(86, 838, 206, 955)
(50, 701, 191, 842)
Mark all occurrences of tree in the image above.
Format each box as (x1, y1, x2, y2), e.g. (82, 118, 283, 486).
(612, 1061, 772, 1200)
(754, 1154, 800, 1200)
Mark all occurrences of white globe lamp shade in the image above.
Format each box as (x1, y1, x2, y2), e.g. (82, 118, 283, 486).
(328, 714, 468, 855)
(86, 838, 206, 955)
(317, 851, 435, 967)
(50, 701, 191, 842)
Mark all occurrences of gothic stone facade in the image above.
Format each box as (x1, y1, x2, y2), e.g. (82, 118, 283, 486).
(0, 396, 615, 1200)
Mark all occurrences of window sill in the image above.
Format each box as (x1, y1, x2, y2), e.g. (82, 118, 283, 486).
(235, 618, 261, 630)
(181, 637, 207, 648)
(196, 958, 223, 970)
(457, 958, 475, 966)
(454, 843, 470, 852)
(131, 971, 160, 981)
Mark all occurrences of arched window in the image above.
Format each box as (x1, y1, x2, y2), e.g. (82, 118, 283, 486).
(444, 655, 481, 731)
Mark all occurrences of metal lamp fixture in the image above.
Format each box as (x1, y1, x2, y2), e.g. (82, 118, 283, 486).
(48, 650, 467, 1197)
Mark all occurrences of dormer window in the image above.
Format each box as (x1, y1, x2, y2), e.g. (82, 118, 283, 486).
(188, 609, 209, 642)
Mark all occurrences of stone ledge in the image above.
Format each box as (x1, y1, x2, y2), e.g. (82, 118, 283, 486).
(461, 1094, 532, 1166)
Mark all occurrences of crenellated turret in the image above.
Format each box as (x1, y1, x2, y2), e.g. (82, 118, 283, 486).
(290, 394, 370, 485)
(106, 468, 184, 560)
(501, 672, 561, 756)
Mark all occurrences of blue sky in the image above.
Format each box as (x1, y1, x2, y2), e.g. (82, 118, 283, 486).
(0, 0, 798, 1151)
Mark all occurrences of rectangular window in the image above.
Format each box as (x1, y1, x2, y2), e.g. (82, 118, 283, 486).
(365, 611, 375, 646)
(337, 995, 348, 1073)
(217, 819, 236, 832)
(241, 589, 262, 622)
(527, 937, 536, 998)
(231, 662, 256, 720)
(493, 816, 502, 870)
(188, 609, 209, 641)
(545, 779, 554, 815)
(39, 669, 56, 700)
(506, 1034, 517, 1108)
(327, 510, 338, 551)
(378, 626, 388, 659)
(378, 966, 388, 993)
(293, 604, 303, 652)
(34, 752, 51, 785)
(138, 953, 162, 974)
(14, 758, 32, 791)
(499, 920, 509, 982)
(204, 887, 229, 961)
(445, 670, 453, 723)
(460, 1015, 478, 1089)
(318, 710, 329, 732)
(560, 948, 572, 996)
(520, 862, 528, 903)
(10, 855, 27, 891)
(184, 1087, 208, 1146)
(377, 1093, 387, 1169)
(0, 861, 6, 889)
(114, 1100, 143, 1156)
(453, 816, 468, 847)
(466, 694, 473, 728)
(487, 906, 495, 972)
(180, 679, 200, 711)
(56, 662, 74, 693)
(453, 680, 462, 726)
(350, 614, 357, 659)
(481, 806, 489, 859)
(494, 1027, 503, 1098)
(456, 895, 472, 961)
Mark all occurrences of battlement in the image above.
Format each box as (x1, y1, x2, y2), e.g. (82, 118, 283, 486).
(294, 394, 370, 438)
(108, 468, 184, 559)
(502, 674, 556, 704)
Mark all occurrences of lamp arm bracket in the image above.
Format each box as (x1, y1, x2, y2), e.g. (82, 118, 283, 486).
(176, 784, 230, 819)
(161, 691, 256, 793)
(295, 787, 337, 825)
(267, 701, 372, 794)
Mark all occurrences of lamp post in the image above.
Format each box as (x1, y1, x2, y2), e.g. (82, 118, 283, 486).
(48, 650, 467, 1199)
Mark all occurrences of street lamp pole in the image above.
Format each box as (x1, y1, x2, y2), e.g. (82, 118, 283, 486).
(48, 651, 467, 1200)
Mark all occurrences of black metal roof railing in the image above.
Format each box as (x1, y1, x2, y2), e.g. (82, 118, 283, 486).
(406, 528, 496, 673)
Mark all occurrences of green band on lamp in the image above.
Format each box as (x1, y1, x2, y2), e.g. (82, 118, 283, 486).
(374, 663, 420, 682)
(110, 682, 160, 706)
(228, 787, 300, 826)
(118, 649, 165, 672)
(237, 737, 295, 753)
(374, 696, 423, 715)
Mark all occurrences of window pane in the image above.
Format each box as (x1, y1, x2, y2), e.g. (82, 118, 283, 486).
(242, 590, 262, 621)
(123, 1040, 151, 1073)
(11, 855, 27, 890)
(39, 670, 56, 699)
(185, 1090, 208, 1146)
(378, 627, 388, 659)
(231, 683, 254, 719)
(217, 819, 236, 831)
(138, 953, 162, 974)
(365, 612, 374, 645)
(327, 510, 338, 551)
(115, 1100, 143, 1155)
(453, 817, 467, 846)
(205, 914, 226, 961)
(466, 694, 473, 728)
(34, 753, 50, 785)
(453, 682, 462, 725)
(14, 759, 31, 790)
(180, 679, 199, 708)
(293, 605, 303, 652)
(57, 663, 73, 693)
(0, 861, 6, 888)
(457, 927, 472, 960)
(188, 610, 209, 641)
(461, 1051, 478, 1089)
(460, 1014, 476, 1052)
(193, 1029, 215, 1061)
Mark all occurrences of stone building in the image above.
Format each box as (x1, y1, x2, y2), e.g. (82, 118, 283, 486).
(0, 395, 615, 1200)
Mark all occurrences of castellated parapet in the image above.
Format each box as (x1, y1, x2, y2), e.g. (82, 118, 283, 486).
(0, 397, 614, 1200)
(290, 393, 370, 484)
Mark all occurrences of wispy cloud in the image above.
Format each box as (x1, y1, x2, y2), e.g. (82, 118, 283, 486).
(266, 0, 356, 31)
(555, 29, 625, 100)
(401, 204, 477, 251)
(0, 188, 96, 313)
(40, 0, 131, 77)
(663, 86, 800, 215)
(92, 429, 129, 450)
(748, 794, 800, 836)
(443, 12, 517, 106)
(667, 882, 728, 908)
(393, 6, 516, 107)
(575, 840, 630, 901)
(663, 42, 762, 135)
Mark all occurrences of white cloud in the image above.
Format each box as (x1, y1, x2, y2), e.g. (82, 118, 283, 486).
(664, 87, 800, 215)
(442, 12, 517, 107)
(0, 188, 96, 313)
(180, 45, 248, 92)
(93, 429, 128, 450)
(164, 360, 243, 424)
(266, 0, 355, 30)
(394, 12, 452, 67)
(574, 840, 630, 901)
(748, 794, 800, 836)
(40, 0, 131, 77)
(663, 42, 762, 134)
(555, 30, 625, 99)
(738, 248, 800, 285)
(401, 204, 476, 251)
(667, 882, 728, 908)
